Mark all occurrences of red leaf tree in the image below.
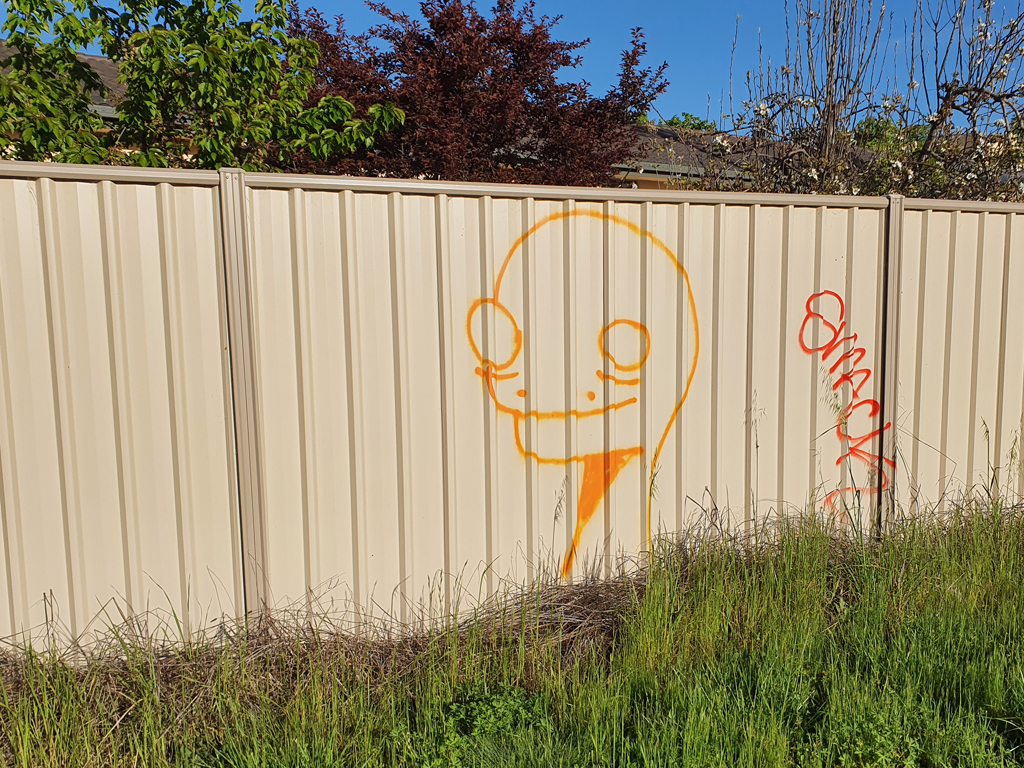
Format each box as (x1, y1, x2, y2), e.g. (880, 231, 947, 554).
(286, 0, 667, 185)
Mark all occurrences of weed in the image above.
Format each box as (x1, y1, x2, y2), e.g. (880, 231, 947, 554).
(2, 497, 1023, 767)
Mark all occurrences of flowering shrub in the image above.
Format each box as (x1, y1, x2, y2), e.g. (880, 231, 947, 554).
(672, 0, 1024, 201)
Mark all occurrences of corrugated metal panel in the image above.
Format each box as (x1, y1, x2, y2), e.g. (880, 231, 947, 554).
(247, 189, 460, 618)
(0, 177, 242, 643)
(4, 161, 1022, 638)
(682, 202, 888, 534)
(896, 210, 1024, 509)
(245, 186, 894, 617)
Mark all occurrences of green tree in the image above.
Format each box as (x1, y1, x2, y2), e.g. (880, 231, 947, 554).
(853, 116, 928, 155)
(662, 113, 717, 132)
(0, 0, 403, 169)
(0, 0, 110, 162)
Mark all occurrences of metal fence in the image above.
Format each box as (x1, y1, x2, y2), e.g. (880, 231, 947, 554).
(1, 161, 1022, 643)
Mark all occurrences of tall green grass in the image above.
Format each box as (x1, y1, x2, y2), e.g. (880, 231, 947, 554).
(2, 499, 1023, 767)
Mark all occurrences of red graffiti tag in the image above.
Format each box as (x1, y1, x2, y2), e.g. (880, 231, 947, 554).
(799, 291, 894, 510)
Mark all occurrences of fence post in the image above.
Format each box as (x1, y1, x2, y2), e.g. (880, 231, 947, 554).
(218, 168, 268, 614)
(878, 194, 905, 537)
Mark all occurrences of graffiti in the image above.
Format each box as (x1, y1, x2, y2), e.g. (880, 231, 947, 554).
(798, 290, 894, 511)
(467, 209, 699, 577)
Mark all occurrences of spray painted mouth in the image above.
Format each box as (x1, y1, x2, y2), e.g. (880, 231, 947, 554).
(518, 396, 639, 421)
(513, 401, 643, 465)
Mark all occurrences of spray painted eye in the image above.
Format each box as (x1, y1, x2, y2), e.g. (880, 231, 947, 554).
(467, 298, 522, 371)
(599, 319, 651, 372)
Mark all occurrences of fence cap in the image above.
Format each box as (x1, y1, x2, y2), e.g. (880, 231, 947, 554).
(243, 171, 893, 208)
(7, 161, 1024, 213)
(0, 160, 220, 186)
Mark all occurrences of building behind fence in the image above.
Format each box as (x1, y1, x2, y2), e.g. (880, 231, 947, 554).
(1, 161, 1022, 643)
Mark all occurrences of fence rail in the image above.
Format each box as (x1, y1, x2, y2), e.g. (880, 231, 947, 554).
(1, 161, 1022, 643)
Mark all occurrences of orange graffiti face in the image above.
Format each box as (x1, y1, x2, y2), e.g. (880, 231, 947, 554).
(468, 300, 651, 458)
(467, 208, 700, 575)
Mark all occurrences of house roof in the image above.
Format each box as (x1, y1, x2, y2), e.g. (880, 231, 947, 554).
(614, 123, 850, 188)
(614, 124, 757, 185)
(0, 39, 123, 118)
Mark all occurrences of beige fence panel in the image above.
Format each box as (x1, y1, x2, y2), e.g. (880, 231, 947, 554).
(242, 174, 894, 617)
(246, 187, 458, 619)
(895, 202, 1024, 512)
(685, 201, 890, 533)
(4, 160, 1023, 639)
(0, 166, 243, 643)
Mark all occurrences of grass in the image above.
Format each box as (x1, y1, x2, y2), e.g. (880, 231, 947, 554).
(2, 498, 1023, 767)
